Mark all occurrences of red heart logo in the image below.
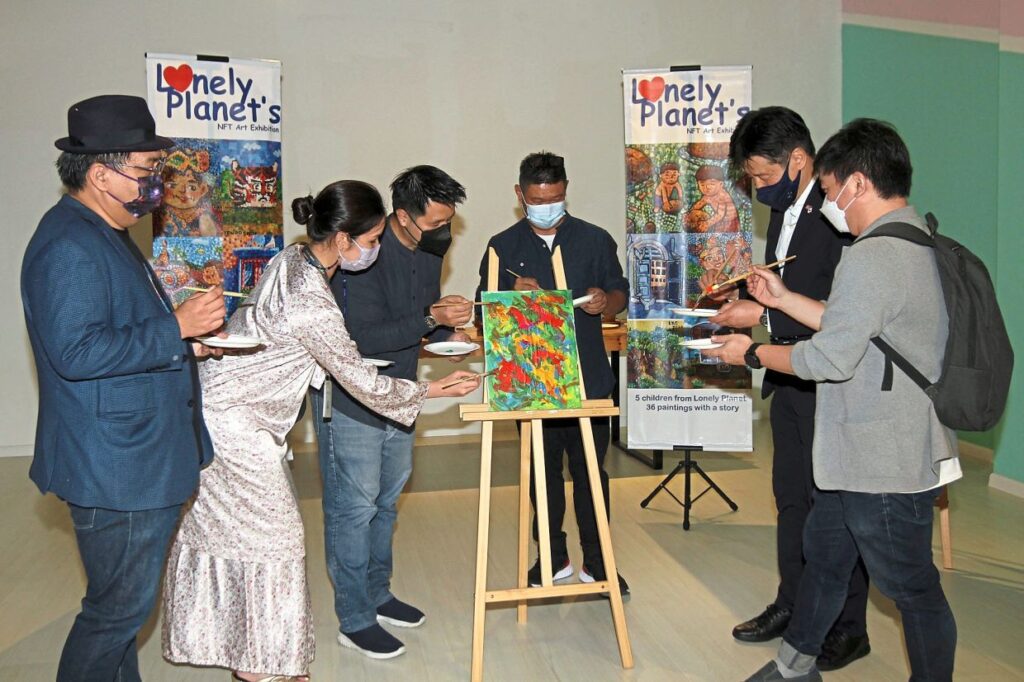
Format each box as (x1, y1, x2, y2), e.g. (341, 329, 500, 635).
(164, 64, 194, 93)
(638, 76, 665, 102)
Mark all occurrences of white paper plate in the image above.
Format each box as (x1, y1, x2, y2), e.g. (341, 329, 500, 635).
(680, 338, 724, 349)
(197, 334, 265, 349)
(602, 321, 622, 329)
(423, 341, 480, 356)
(363, 358, 394, 367)
(573, 294, 595, 307)
(670, 307, 719, 318)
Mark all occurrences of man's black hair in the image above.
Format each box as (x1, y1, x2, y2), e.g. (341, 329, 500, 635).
(56, 151, 131, 191)
(518, 151, 567, 188)
(814, 118, 912, 199)
(390, 165, 466, 218)
(729, 106, 816, 172)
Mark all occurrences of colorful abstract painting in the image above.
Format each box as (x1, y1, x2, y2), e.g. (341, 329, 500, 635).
(480, 289, 582, 411)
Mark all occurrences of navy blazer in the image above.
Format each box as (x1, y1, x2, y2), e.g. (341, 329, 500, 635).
(21, 195, 214, 511)
(760, 181, 850, 398)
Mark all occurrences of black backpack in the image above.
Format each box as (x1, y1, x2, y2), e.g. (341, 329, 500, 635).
(858, 213, 1013, 431)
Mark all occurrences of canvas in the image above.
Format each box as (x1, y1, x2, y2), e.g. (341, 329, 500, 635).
(480, 289, 583, 411)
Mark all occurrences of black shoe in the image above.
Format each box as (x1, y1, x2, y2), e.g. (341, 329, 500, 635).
(377, 597, 425, 628)
(732, 604, 792, 643)
(527, 557, 573, 587)
(816, 631, 870, 671)
(337, 624, 405, 659)
(579, 564, 630, 599)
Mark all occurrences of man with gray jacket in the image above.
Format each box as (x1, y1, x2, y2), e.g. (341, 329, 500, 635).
(706, 118, 960, 682)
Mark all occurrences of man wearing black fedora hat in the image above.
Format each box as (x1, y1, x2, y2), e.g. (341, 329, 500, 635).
(21, 94, 226, 681)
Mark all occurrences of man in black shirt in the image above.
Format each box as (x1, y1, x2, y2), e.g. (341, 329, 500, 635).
(712, 107, 869, 672)
(310, 166, 471, 660)
(476, 152, 630, 596)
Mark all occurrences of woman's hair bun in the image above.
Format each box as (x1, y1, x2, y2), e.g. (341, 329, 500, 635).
(291, 195, 316, 225)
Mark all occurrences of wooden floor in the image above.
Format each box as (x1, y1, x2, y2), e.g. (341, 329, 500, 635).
(1, 424, 1022, 681)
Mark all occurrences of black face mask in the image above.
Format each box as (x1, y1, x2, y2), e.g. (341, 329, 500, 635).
(408, 219, 452, 257)
(755, 155, 801, 212)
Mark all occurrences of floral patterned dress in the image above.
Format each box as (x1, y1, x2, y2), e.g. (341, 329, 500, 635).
(162, 244, 428, 676)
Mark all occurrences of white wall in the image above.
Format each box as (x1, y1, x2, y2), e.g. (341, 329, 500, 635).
(0, 0, 841, 454)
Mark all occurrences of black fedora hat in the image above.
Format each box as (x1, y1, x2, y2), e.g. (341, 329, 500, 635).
(54, 94, 175, 154)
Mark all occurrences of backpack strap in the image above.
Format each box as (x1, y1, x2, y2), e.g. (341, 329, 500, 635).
(871, 337, 932, 393)
(857, 221, 935, 247)
(855, 220, 936, 394)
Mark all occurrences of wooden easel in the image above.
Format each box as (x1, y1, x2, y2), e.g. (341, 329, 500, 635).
(460, 246, 633, 681)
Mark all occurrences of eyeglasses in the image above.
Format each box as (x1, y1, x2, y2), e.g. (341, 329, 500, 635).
(123, 158, 168, 176)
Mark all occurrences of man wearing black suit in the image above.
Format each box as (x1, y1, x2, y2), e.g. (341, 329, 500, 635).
(710, 107, 869, 672)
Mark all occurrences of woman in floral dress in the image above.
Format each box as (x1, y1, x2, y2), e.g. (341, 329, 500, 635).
(162, 180, 479, 681)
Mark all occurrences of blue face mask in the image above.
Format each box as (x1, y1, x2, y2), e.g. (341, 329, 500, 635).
(755, 156, 800, 212)
(524, 199, 566, 229)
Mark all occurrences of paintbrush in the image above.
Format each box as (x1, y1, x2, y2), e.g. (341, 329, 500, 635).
(433, 301, 499, 308)
(441, 369, 496, 390)
(708, 255, 797, 292)
(688, 256, 797, 310)
(505, 268, 523, 278)
(184, 286, 248, 299)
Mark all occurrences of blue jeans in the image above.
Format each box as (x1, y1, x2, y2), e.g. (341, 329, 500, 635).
(311, 390, 415, 633)
(57, 504, 182, 682)
(784, 488, 956, 681)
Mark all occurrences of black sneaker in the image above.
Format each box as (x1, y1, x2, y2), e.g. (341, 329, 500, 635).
(337, 624, 406, 659)
(377, 597, 426, 628)
(527, 557, 574, 587)
(816, 631, 870, 671)
(579, 564, 630, 599)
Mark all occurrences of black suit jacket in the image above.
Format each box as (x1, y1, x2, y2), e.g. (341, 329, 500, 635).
(757, 181, 850, 398)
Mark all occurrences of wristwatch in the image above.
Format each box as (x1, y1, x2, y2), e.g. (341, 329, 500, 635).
(759, 309, 770, 327)
(424, 314, 438, 332)
(744, 342, 763, 370)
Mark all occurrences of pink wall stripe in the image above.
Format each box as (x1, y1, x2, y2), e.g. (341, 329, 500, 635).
(843, 0, 999, 31)
(1002, 2, 1024, 37)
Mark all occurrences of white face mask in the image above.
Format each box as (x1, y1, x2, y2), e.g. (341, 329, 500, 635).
(338, 236, 380, 272)
(820, 178, 857, 234)
(523, 199, 566, 229)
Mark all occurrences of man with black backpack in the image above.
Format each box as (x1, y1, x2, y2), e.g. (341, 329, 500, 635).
(706, 118, 964, 681)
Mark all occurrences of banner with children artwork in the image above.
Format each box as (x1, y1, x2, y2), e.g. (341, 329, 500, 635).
(480, 290, 583, 412)
(146, 53, 283, 316)
(622, 66, 753, 451)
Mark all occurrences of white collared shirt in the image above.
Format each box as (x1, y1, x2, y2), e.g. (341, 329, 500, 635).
(774, 179, 817, 273)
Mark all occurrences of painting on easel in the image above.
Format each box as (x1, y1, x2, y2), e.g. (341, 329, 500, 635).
(480, 289, 583, 411)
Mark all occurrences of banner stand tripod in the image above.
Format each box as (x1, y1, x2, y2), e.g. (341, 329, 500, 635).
(639, 445, 738, 530)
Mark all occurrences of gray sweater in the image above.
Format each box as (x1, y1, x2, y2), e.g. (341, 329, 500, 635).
(790, 206, 959, 493)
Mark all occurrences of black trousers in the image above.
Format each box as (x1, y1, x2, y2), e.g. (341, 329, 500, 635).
(528, 417, 611, 570)
(770, 383, 869, 637)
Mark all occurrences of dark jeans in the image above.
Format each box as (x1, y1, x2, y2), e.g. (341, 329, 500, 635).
(785, 488, 956, 681)
(57, 503, 182, 682)
(529, 417, 611, 570)
(770, 384, 869, 636)
(310, 389, 415, 633)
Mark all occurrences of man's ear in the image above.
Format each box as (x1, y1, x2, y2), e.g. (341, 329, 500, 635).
(791, 148, 809, 173)
(86, 162, 109, 191)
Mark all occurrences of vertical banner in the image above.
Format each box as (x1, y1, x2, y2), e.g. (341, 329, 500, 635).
(622, 66, 754, 451)
(146, 54, 283, 316)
